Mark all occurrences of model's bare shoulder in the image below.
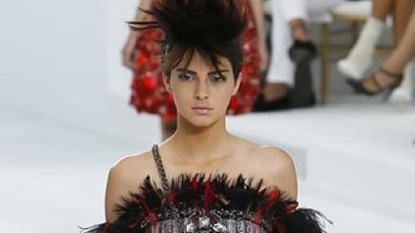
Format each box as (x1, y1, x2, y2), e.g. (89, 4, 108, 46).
(105, 150, 154, 222)
(257, 146, 293, 167)
(251, 146, 298, 199)
(112, 151, 154, 178)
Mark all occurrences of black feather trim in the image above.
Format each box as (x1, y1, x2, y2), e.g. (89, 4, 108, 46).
(81, 174, 330, 233)
(285, 208, 332, 233)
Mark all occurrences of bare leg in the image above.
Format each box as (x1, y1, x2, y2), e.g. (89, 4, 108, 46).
(392, 0, 414, 45)
(383, 8, 415, 74)
(371, 0, 395, 21)
(161, 118, 177, 141)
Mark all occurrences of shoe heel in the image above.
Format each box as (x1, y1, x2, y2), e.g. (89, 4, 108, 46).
(382, 88, 393, 102)
(382, 84, 400, 102)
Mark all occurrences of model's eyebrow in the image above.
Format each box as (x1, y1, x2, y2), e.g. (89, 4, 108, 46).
(176, 68, 197, 75)
(175, 68, 229, 75)
(208, 70, 229, 75)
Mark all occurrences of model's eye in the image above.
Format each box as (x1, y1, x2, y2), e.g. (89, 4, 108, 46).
(209, 74, 227, 83)
(178, 72, 195, 81)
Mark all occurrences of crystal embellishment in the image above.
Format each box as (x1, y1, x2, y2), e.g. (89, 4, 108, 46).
(213, 223, 227, 232)
(198, 215, 211, 229)
(186, 222, 196, 232)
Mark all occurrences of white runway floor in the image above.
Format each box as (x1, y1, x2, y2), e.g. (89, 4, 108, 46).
(1, 95, 415, 233)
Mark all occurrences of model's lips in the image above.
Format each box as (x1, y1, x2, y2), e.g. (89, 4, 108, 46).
(192, 106, 213, 109)
(191, 106, 213, 114)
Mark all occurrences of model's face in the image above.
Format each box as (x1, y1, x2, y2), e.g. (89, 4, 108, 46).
(164, 52, 241, 127)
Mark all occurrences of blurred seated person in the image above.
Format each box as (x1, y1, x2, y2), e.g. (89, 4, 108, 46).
(254, 0, 345, 112)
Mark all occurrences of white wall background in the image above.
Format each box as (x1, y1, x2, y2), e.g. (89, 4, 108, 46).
(0, 1, 104, 123)
(106, 0, 138, 98)
(0, 0, 155, 137)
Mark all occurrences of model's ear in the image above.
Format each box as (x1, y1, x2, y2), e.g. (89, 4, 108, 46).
(232, 72, 242, 96)
(163, 73, 171, 93)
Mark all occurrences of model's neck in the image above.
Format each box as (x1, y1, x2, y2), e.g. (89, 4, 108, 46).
(167, 116, 233, 162)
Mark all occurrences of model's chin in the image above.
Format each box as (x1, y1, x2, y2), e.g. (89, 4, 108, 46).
(187, 116, 216, 128)
(179, 113, 222, 128)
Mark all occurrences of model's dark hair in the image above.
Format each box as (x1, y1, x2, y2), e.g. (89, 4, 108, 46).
(129, 0, 248, 80)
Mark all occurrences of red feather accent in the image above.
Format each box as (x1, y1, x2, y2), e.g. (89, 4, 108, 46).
(133, 197, 159, 225)
(276, 222, 287, 233)
(203, 181, 213, 209)
(166, 191, 176, 206)
(147, 212, 159, 225)
(253, 208, 265, 225)
(286, 202, 298, 214)
(265, 189, 280, 206)
(128, 219, 139, 229)
(191, 177, 198, 207)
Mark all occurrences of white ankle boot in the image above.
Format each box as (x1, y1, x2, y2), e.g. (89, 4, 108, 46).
(338, 17, 384, 79)
(389, 61, 414, 104)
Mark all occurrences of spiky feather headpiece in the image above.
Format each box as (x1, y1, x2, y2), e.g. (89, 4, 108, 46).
(129, 0, 248, 78)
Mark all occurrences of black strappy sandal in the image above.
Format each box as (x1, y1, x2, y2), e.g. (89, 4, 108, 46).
(346, 67, 403, 100)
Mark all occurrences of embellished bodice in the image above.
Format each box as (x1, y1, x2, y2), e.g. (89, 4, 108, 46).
(82, 145, 327, 233)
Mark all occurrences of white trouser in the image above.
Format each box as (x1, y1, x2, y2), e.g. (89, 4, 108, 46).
(266, 0, 344, 86)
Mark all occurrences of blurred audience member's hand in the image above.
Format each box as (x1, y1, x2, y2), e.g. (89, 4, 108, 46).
(122, 31, 140, 70)
(258, 42, 269, 72)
